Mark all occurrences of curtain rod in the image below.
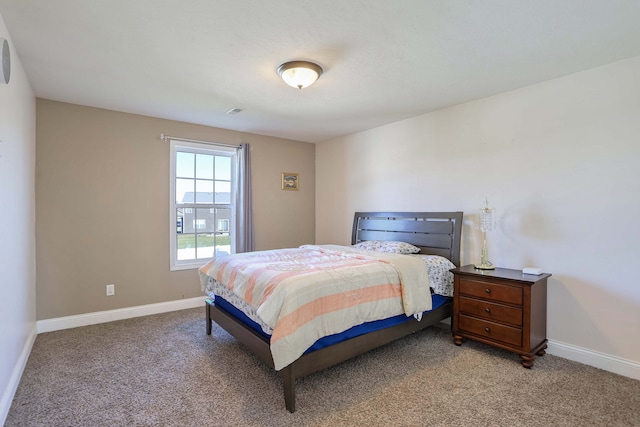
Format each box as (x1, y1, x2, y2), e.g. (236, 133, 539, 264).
(160, 133, 241, 149)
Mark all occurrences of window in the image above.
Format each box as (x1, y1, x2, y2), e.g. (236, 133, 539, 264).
(217, 219, 230, 232)
(170, 139, 236, 270)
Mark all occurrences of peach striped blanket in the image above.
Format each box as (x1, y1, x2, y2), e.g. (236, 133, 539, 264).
(198, 244, 432, 370)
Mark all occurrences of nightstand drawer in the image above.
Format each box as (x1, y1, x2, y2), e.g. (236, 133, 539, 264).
(459, 314, 522, 347)
(458, 296, 523, 326)
(458, 278, 523, 305)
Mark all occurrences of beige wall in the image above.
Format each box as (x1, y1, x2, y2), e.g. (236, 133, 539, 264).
(316, 56, 640, 367)
(36, 100, 315, 320)
(0, 15, 36, 424)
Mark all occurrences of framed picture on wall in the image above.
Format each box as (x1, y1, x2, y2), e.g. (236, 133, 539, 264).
(281, 172, 299, 191)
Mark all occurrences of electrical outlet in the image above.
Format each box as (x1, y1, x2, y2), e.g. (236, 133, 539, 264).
(106, 284, 115, 296)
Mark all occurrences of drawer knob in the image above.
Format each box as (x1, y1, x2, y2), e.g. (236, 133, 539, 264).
(485, 308, 491, 313)
(485, 288, 491, 294)
(485, 327, 490, 333)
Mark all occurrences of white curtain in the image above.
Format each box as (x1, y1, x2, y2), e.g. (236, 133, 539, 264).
(235, 143, 255, 252)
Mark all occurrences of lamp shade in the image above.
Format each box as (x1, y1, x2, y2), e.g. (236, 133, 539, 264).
(277, 61, 323, 89)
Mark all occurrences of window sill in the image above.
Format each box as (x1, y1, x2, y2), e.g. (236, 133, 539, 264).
(170, 261, 211, 272)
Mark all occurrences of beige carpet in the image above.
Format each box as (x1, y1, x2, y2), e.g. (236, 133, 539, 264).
(6, 308, 640, 426)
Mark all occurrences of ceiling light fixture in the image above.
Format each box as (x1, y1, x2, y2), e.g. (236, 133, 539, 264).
(277, 60, 323, 89)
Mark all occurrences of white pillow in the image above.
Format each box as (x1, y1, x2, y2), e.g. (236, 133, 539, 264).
(352, 240, 420, 254)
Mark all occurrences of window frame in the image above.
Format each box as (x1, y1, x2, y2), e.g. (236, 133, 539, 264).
(169, 139, 237, 271)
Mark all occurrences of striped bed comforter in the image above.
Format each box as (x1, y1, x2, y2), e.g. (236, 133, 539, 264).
(198, 244, 432, 370)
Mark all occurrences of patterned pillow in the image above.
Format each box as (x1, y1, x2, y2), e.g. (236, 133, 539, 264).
(411, 255, 457, 297)
(352, 240, 421, 254)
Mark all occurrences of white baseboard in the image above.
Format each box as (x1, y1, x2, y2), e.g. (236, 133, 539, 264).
(37, 296, 207, 333)
(0, 323, 37, 427)
(547, 339, 640, 380)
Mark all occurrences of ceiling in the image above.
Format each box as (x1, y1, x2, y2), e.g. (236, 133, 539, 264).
(2, 1, 640, 143)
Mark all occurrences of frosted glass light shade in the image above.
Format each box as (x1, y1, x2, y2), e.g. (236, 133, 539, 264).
(277, 61, 323, 89)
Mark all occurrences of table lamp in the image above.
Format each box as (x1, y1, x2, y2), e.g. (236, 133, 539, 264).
(475, 198, 496, 270)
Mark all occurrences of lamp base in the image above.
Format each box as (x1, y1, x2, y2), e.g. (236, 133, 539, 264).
(474, 263, 495, 270)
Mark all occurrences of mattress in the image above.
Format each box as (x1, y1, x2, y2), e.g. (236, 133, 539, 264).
(212, 293, 451, 354)
(202, 249, 456, 337)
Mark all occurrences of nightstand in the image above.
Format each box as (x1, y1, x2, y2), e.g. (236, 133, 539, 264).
(451, 265, 551, 368)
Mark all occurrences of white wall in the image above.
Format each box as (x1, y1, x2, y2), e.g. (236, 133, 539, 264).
(316, 55, 640, 375)
(0, 14, 36, 425)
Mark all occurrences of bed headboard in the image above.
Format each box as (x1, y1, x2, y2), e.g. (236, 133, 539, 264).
(351, 212, 463, 267)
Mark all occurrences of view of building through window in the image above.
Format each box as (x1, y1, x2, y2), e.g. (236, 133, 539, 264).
(171, 141, 236, 269)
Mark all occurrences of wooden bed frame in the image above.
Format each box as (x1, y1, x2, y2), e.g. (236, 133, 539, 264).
(205, 211, 463, 412)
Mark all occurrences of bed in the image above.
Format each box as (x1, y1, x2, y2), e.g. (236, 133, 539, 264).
(200, 211, 463, 412)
